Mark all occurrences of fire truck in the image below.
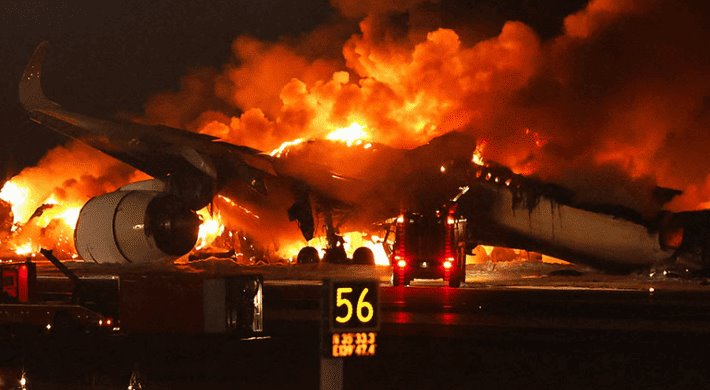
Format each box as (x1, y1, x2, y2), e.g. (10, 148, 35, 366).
(389, 206, 468, 287)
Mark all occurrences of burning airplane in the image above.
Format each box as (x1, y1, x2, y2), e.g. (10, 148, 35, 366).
(11, 41, 710, 272)
(4, 0, 709, 272)
(13, 43, 480, 265)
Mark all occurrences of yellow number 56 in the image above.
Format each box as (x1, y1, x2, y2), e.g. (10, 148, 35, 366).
(336, 287, 374, 324)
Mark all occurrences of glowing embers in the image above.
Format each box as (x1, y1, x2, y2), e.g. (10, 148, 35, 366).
(472, 163, 520, 193)
(524, 127, 547, 149)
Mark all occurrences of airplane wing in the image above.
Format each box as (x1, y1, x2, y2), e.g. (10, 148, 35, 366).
(19, 42, 392, 243)
(20, 42, 278, 210)
(18, 43, 482, 248)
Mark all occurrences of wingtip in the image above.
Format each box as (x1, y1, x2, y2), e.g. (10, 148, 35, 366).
(19, 41, 56, 111)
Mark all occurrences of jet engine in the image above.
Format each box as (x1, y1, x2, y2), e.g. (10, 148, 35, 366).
(75, 191, 200, 264)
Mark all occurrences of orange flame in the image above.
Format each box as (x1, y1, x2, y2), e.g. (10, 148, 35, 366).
(325, 122, 370, 146)
(269, 122, 373, 159)
(269, 138, 305, 158)
(0, 179, 83, 258)
(0, 180, 32, 225)
(472, 139, 487, 166)
(195, 208, 225, 250)
(13, 242, 35, 257)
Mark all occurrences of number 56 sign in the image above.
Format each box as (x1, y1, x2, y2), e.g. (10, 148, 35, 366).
(327, 280, 379, 332)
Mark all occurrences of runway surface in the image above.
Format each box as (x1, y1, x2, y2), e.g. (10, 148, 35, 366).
(2, 260, 709, 388)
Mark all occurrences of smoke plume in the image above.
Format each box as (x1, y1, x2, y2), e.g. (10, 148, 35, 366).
(137, 0, 708, 216)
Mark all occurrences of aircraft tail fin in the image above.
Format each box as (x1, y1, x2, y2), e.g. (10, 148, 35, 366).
(19, 41, 58, 111)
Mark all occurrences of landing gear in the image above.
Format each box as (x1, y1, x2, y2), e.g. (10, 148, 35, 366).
(320, 206, 348, 264)
(323, 245, 348, 264)
(295, 205, 378, 265)
(352, 247, 375, 265)
(296, 246, 320, 264)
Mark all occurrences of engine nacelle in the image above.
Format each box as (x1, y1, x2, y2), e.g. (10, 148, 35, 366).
(75, 191, 200, 264)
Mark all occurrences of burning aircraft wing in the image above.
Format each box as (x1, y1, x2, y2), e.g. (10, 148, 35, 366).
(20, 42, 275, 211)
(17, 43, 336, 261)
(18, 42, 419, 262)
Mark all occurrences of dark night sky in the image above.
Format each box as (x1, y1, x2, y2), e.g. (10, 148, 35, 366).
(0, 0, 586, 180)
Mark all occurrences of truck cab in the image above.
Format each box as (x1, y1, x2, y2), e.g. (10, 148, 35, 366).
(390, 207, 467, 287)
